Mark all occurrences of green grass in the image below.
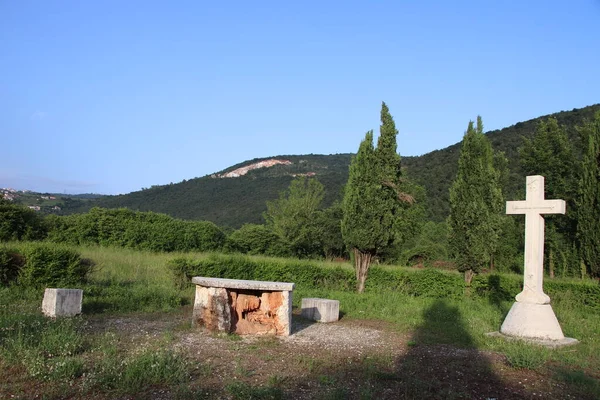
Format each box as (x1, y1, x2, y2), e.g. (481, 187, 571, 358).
(1, 243, 599, 398)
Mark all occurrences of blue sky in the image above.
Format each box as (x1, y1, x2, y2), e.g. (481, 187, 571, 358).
(1, 1, 599, 195)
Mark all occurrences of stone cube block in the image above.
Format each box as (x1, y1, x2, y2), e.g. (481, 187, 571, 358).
(301, 298, 339, 323)
(42, 288, 83, 317)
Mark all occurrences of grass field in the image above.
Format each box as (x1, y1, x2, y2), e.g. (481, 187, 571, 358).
(1, 244, 599, 399)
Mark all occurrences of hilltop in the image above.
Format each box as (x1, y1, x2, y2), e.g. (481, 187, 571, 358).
(23, 104, 600, 228)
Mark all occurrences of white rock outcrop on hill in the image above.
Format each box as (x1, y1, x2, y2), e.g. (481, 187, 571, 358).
(217, 159, 292, 178)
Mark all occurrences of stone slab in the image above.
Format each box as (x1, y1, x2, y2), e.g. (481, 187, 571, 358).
(192, 277, 295, 291)
(42, 288, 83, 317)
(301, 298, 339, 323)
(486, 331, 579, 349)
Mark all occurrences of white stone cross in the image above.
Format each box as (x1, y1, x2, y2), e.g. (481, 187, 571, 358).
(506, 175, 565, 305)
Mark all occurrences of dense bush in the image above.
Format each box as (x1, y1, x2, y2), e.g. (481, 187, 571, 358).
(0, 200, 47, 241)
(46, 207, 226, 252)
(12, 244, 94, 288)
(169, 254, 600, 307)
(0, 247, 25, 285)
(472, 273, 600, 310)
(167, 254, 467, 298)
(226, 224, 290, 257)
(168, 254, 354, 291)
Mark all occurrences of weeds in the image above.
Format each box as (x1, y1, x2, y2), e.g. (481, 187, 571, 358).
(503, 341, 549, 370)
(225, 381, 283, 400)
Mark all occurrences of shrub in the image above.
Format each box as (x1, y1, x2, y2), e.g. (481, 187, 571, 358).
(167, 254, 466, 298)
(17, 243, 95, 288)
(46, 207, 226, 253)
(471, 273, 600, 311)
(227, 224, 288, 256)
(168, 254, 600, 308)
(0, 247, 25, 286)
(401, 244, 448, 267)
(167, 254, 354, 291)
(471, 274, 521, 302)
(0, 200, 47, 241)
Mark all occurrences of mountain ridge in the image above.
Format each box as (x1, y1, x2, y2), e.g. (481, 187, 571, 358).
(33, 103, 600, 227)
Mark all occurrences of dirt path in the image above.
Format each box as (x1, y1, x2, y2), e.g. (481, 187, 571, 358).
(82, 309, 589, 400)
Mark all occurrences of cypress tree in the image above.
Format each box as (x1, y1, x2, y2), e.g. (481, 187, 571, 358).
(576, 112, 600, 278)
(342, 102, 414, 293)
(448, 117, 503, 284)
(519, 118, 577, 277)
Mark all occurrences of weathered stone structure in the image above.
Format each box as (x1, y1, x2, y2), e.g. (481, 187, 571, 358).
(192, 277, 294, 336)
(301, 298, 339, 323)
(42, 288, 83, 317)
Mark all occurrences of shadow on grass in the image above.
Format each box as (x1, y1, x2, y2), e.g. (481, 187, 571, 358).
(386, 299, 524, 399)
(486, 274, 513, 317)
(219, 300, 530, 400)
(552, 367, 600, 399)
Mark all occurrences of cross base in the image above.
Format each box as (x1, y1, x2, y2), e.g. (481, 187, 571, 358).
(486, 331, 579, 349)
(515, 288, 551, 305)
(500, 302, 575, 342)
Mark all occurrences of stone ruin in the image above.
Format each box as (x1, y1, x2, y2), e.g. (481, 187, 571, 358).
(192, 277, 294, 336)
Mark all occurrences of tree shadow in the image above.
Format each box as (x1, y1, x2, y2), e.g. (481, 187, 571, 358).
(280, 299, 529, 399)
(486, 274, 514, 317)
(290, 314, 317, 334)
(290, 307, 346, 334)
(389, 299, 521, 399)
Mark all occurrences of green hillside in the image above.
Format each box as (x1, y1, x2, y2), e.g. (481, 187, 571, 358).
(62, 154, 353, 228)
(404, 104, 600, 220)
(59, 104, 600, 228)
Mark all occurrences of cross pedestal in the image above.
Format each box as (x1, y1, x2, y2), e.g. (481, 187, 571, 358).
(497, 176, 577, 346)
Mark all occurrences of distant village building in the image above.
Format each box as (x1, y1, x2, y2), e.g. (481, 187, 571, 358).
(3, 192, 16, 201)
(28, 206, 41, 211)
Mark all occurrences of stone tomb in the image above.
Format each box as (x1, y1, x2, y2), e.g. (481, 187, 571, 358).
(301, 298, 339, 323)
(192, 277, 294, 336)
(42, 288, 83, 317)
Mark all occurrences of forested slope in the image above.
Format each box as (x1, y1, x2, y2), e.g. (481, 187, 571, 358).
(60, 104, 600, 227)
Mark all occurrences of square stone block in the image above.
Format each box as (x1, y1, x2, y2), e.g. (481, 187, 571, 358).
(301, 298, 339, 323)
(42, 288, 83, 317)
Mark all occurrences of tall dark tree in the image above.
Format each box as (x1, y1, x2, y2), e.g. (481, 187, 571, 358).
(576, 112, 600, 278)
(519, 117, 578, 277)
(519, 118, 576, 199)
(448, 117, 503, 284)
(342, 102, 415, 293)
